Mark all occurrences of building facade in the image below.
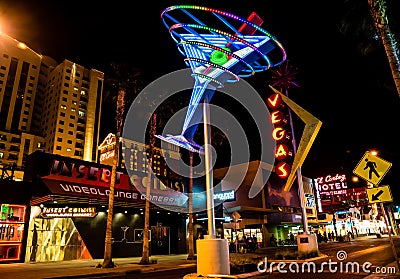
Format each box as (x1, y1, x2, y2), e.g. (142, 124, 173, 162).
(0, 32, 104, 180)
(211, 161, 318, 250)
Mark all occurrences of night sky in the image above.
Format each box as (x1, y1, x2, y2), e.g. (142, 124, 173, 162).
(2, 0, 400, 201)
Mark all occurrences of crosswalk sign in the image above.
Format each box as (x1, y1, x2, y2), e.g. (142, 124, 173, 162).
(353, 151, 392, 185)
(366, 185, 393, 203)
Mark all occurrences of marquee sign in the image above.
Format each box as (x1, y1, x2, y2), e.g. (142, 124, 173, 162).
(39, 157, 188, 207)
(267, 92, 292, 179)
(98, 133, 116, 150)
(41, 207, 97, 218)
(315, 173, 348, 196)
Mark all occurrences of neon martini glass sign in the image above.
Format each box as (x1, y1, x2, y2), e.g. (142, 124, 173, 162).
(157, 5, 286, 153)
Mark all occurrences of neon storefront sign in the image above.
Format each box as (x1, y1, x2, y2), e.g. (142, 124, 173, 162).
(315, 174, 348, 195)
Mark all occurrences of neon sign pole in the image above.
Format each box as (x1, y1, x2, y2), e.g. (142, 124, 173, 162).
(158, 5, 286, 275)
(203, 96, 215, 237)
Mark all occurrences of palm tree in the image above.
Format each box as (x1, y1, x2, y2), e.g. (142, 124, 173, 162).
(140, 113, 157, 265)
(367, 0, 400, 97)
(102, 62, 143, 268)
(339, 0, 400, 97)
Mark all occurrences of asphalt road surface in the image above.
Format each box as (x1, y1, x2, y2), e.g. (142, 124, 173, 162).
(248, 236, 400, 279)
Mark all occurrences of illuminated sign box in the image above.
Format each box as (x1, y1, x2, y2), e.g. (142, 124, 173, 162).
(214, 190, 236, 202)
(99, 149, 115, 164)
(315, 174, 348, 196)
(41, 207, 97, 218)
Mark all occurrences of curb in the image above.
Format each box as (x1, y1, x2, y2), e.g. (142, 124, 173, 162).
(42, 271, 126, 279)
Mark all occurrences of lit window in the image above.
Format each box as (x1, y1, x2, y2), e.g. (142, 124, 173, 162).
(66, 148, 72, 152)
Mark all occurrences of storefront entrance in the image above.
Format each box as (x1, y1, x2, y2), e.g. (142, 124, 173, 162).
(151, 226, 170, 255)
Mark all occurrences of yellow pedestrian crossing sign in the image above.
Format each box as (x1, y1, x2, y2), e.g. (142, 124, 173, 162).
(366, 185, 393, 203)
(353, 151, 392, 185)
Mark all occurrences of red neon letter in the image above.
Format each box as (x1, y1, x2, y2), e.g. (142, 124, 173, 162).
(276, 162, 290, 179)
(272, 127, 286, 141)
(267, 93, 281, 109)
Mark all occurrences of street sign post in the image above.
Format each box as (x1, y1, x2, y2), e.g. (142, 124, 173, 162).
(353, 151, 392, 185)
(366, 185, 393, 203)
(231, 211, 241, 253)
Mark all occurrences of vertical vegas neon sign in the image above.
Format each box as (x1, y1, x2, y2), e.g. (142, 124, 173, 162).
(267, 93, 291, 179)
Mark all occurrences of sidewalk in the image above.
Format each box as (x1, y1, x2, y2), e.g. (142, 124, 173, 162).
(0, 254, 197, 279)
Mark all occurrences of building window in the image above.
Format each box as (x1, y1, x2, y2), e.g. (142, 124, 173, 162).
(56, 146, 61, 150)
(8, 154, 18, 160)
(76, 133, 84, 140)
(74, 150, 83, 156)
(57, 137, 62, 142)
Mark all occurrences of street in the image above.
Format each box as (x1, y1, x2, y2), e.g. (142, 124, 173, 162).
(248, 236, 400, 278)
